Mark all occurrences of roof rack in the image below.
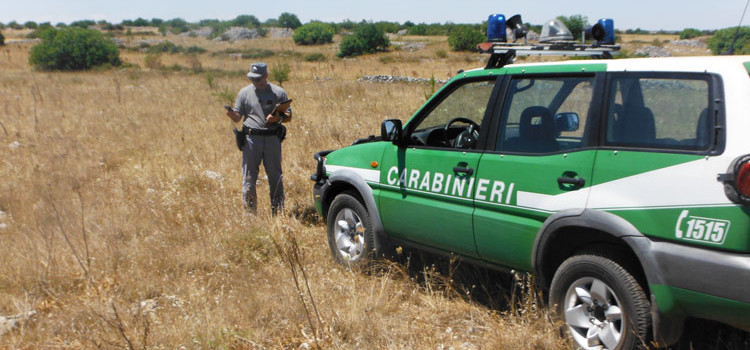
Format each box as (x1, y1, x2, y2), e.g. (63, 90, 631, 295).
(477, 42, 621, 69)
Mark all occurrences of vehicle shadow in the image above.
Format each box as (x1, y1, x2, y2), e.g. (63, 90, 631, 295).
(382, 247, 542, 315)
(380, 247, 750, 350)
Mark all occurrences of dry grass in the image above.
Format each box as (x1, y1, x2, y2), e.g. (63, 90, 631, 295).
(0, 29, 606, 349)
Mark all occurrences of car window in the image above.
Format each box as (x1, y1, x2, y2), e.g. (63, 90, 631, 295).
(496, 76, 595, 153)
(408, 79, 496, 149)
(605, 76, 710, 150)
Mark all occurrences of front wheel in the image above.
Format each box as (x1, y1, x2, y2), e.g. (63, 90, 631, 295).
(549, 254, 651, 350)
(326, 193, 376, 268)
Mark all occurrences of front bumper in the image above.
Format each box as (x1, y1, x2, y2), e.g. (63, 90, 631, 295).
(310, 150, 334, 216)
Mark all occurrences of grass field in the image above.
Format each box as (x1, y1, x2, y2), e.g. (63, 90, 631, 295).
(0, 29, 741, 349)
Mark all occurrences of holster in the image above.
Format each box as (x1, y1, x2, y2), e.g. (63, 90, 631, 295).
(233, 128, 245, 151)
(277, 125, 287, 142)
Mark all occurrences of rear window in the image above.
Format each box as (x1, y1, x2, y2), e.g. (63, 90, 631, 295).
(604, 75, 711, 151)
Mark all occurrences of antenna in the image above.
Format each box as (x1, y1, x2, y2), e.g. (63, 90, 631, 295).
(727, 0, 750, 54)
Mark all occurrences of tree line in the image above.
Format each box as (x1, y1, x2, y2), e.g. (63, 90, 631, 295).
(6, 12, 749, 70)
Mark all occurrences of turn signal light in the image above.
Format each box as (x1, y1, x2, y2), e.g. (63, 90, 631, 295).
(370, 161, 379, 168)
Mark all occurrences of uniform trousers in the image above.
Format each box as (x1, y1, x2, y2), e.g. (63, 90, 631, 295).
(242, 133, 284, 212)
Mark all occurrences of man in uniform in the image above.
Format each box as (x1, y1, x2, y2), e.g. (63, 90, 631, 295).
(225, 62, 292, 214)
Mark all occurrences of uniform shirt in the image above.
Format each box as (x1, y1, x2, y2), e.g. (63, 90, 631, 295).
(234, 82, 291, 130)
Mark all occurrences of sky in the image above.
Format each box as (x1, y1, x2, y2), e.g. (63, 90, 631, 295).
(2, 0, 748, 31)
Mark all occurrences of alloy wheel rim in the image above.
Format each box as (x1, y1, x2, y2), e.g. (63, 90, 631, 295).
(563, 277, 624, 350)
(333, 208, 365, 262)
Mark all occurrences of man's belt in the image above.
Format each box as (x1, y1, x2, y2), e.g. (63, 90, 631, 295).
(245, 127, 278, 136)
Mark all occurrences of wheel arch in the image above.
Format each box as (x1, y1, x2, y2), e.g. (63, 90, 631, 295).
(532, 209, 661, 292)
(532, 208, 685, 345)
(323, 169, 389, 252)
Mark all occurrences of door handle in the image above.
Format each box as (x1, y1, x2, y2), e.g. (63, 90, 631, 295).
(453, 166, 474, 176)
(557, 176, 585, 187)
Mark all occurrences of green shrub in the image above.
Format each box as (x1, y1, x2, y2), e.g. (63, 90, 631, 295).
(708, 26, 750, 55)
(71, 20, 96, 29)
(270, 63, 291, 86)
(680, 28, 702, 40)
(149, 41, 182, 54)
(304, 53, 327, 62)
(241, 49, 274, 59)
(338, 23, 389, 57)
(278, 12, 302, 30)
(406, 23, 449, 36)
(0, 32, 4, 46)
(29, 27, 121, 70)
(448, 26, 484, 51)
(292, 22, 334, 45)
(338, 35, 364, 57)
(435, 49, 448, 58)
(185, 45, 207, 54)
(232, 15, 260, 28)
(407, 24, 428, 35)
(356, 23, 389, 51)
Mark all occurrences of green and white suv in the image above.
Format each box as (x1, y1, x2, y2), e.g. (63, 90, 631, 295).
(310, 51, 750, 348)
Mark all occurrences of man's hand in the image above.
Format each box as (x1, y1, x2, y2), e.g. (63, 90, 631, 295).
(226, 109, 241, 123)
(266, 112, 287, 125)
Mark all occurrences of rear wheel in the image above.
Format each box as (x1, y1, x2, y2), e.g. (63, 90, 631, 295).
(326, 193, 376, 268)
(549, 254, 651, 350)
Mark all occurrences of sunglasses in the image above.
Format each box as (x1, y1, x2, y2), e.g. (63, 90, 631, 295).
(250, 76, 263, 82)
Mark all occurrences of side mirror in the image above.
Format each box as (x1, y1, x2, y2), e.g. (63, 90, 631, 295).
(555, 112, 579, 133)
(381, 119, 403, 146)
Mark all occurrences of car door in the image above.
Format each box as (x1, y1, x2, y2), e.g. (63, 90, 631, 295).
(377, 77, 499, 257)
(473, 73, 601, 270)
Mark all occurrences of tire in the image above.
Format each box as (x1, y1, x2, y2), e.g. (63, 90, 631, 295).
(549, 254, 651, 350)
(326, 193, 376, 268)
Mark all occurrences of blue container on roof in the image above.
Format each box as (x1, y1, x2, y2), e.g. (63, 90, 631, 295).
(487, 14, 507, 42)
(597, 18, 615, 45)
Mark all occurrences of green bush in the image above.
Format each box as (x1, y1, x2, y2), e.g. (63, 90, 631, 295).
(680, 28, 702, 40)
(185, 45, 207, 54)
(270, 63, 290, 86)
(149, 41, 182, 54)
(304, 53, 327, 62)
(292, 22, 334, 45)
(29, 27, 121, 70)
(70, 20, 95, 29)
(338, 23, 389, 57)
(448, 26, 484, 51)
(339, 35, 365, 57)
(708, 26, 750, 55)
(0, 32, 4, 46)
(278, 12, 302, 30)
(232, 15, 260, 28)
